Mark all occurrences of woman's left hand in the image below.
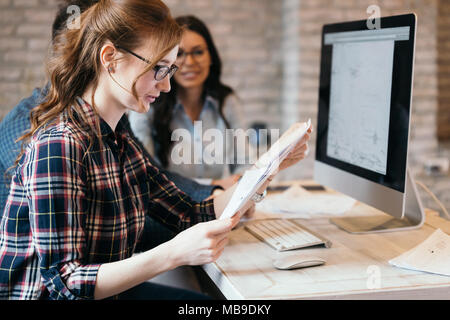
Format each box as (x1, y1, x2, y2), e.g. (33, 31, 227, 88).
(278, 124, 313, 172)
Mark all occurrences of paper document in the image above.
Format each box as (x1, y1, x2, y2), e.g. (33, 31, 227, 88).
(255, 119, 311, 174)
(256, 183, 356, 219)
(220, 120, 311, 220)
(220, 166, 267, 220)
(389, 229, 450, 277)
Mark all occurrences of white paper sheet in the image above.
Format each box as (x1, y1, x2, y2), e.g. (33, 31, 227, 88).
(255, 183, 356, 219)
(389, 229, 450, 277)
(219, 120, 311, 220)
(220, 166, 267, 220)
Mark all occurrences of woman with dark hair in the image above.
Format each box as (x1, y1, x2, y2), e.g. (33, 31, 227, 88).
(129, 15, 247, 189)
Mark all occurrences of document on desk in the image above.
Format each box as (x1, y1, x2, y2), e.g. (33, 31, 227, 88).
(389, 229, 450, 277)
(220, 119, 312, 220)
(255, 183, 356, 219)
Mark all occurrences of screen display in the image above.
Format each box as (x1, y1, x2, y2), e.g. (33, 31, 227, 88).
(316, 15, 416, 193)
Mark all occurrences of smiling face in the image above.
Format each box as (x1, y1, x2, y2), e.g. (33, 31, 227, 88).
(173, 30, 211, 90)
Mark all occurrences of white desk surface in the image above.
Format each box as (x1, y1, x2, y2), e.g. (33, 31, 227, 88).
(202, 181, 450, 300)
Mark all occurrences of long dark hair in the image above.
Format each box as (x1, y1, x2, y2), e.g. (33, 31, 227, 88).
(152, 15, 234, 168)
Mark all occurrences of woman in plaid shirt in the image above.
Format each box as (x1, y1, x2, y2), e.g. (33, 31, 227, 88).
(0, 0, 311, 300)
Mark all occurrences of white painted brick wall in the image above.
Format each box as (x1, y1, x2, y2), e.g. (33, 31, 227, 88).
(0, 0, 448, 210)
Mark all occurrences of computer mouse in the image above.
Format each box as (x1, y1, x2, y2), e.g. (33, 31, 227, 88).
(273, 255, 326, 270)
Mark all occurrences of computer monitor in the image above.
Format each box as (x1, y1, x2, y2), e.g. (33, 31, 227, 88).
(314, 14, 425, 233)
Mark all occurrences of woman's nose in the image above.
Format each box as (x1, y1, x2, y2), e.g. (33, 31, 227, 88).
(157, 75, 171, 93)
(184, 53, 195, 65)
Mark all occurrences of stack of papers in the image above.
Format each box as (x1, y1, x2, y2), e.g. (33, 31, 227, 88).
(255, 183, 356, 218)
(220, 120, 311, 220)
(389, 229, 450, 277)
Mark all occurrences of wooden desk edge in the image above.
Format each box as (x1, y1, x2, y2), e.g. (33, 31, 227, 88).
(201, 194, 450, 300)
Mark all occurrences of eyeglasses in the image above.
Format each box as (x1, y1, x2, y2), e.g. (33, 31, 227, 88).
(176, 47, 208, 65)
(115, 45, 179, 81)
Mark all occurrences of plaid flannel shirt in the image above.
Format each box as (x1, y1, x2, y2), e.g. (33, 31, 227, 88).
(0, 87, 216, 216)
(0, 97, 216, 300)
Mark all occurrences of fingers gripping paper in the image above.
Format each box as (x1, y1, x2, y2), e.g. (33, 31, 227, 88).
(220, 119, 311, 220)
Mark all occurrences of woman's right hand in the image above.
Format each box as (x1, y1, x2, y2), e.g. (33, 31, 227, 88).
(167, 215, 240, 268)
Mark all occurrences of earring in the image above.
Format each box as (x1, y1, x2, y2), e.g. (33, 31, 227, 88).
(108, 65, 114, 73)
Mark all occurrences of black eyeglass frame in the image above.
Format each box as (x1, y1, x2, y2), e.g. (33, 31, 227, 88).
(115, 45, 179, 81)
(176, 47, 208, 65)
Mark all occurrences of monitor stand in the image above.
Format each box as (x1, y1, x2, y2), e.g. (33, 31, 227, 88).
(330, 169, 425, 234)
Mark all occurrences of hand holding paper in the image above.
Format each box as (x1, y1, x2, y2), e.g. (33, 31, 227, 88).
(277, 120, 313, 171)
(218, 119, 312, 220)
(256, 119, 312, 173)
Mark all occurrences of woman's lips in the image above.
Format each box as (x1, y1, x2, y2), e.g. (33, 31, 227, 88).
(144, 95, 158, 104)
(179, 71, 200, 80)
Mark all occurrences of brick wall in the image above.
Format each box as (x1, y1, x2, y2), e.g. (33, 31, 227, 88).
(0, 0, 57, 120)
(437, 0, 450, 140)
(277, 0, 444, 181)
(276, 0, 449, 213)
(0, 0, 448, 210)
(0, 0, 284, 124)
(166, 0, 284, 129)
